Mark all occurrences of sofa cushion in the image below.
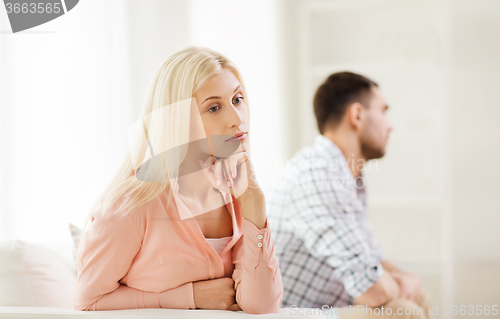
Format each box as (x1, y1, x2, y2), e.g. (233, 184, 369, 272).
(0, 240, 76, 308)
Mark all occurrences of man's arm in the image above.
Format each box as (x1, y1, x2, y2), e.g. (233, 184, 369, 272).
(290, 167, 390, 303)
(381, 260, 421, 302)
(381, 260, 401, 273)
(354, 270, 400, 308)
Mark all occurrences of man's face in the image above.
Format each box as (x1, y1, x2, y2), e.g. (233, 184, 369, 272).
(359, 86, 393, 160)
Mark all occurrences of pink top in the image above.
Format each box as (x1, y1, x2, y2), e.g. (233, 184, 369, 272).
(206, 236, 232, 255)
(74, 188, 283, 314)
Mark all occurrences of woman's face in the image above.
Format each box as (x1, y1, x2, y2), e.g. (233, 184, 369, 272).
(194, 69, 249, 151)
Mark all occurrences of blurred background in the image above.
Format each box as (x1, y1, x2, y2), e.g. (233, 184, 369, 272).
(1, 0, 499, 317)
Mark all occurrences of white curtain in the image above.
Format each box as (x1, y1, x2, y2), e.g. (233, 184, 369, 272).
(0, 0, 134, 245)
(0, 0, 193, 247)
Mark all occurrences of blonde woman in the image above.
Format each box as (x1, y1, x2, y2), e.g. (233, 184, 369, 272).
(74, 47, 283, 314)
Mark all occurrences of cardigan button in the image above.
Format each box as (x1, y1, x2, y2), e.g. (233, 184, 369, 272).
(257, 242, 263, 248)
(258, 234, 263, 239)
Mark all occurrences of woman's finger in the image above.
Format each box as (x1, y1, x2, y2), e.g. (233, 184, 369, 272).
(212, 159, 232, 193)
(228, 155, 239, 179)
(198, 156, 235, 193)
(198, 159, 218, 189)
(235, 151, 249, 167)
(212, 160, 225, 188)
(241, 152, 261, 192)
(221, 160, 234, 191)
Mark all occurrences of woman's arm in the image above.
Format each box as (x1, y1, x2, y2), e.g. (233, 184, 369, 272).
(75, 209, 195, 310)
(76, 283, 194, 310)
(199, 151, 283, 313)
(231, 193, 283, 314)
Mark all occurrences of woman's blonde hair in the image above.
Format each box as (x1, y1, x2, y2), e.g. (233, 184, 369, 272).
(76, 46, 247, 271)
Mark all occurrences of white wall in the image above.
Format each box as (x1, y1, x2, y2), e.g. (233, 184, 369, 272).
(447, 0, 500, 310)
(189, 0, 287, 194)
(279, 0, 500, 315)
(127, 0, 191, 120)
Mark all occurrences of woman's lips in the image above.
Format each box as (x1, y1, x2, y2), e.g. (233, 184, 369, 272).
(225, 133, 247, 142)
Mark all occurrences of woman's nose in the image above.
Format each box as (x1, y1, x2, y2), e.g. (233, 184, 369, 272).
(227, 105, 243, 128)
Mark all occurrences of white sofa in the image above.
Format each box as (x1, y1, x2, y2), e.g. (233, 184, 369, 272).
(0, 240, 327, 319)
(0, 306, 325, 319)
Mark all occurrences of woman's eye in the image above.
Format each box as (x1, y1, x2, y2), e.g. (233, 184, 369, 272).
(233, 96, 244, 105)
(208, 105, 220, 113)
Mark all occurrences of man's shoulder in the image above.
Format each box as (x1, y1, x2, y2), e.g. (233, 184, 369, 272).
(282, 141, 347, 179)
(268, 139, 357, 203)
(268, 143, 343, 198)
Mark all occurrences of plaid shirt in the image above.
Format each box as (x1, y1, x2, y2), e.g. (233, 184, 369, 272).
(267, 135, 386, 309)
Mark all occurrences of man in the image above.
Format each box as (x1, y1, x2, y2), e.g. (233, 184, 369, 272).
(268, 72, 431, 318)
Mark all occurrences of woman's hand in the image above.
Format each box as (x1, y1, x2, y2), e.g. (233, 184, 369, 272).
(198, 151, 266, 228)
(198, 151, 252, 197)
(193, 278, 240, 311)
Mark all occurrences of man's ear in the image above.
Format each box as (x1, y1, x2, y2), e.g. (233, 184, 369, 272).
(346, 101, 364, 130)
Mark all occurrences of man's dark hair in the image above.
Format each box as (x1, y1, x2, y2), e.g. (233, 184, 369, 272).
(313, 71, 378, 134)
